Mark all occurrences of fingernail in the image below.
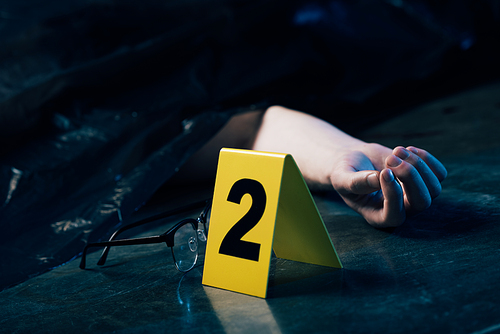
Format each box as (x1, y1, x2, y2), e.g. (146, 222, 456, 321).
(407, 146, 418, 154)
(394, 147, 410, 160)
(387, 155, 402, 167)
(383, 169, 395, 182)
(367, 173, 380, 188)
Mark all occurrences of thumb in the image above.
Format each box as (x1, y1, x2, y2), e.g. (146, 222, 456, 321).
(333, 170, 381, 195)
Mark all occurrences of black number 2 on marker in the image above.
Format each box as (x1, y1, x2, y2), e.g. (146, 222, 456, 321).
(219, 178, 266, 261)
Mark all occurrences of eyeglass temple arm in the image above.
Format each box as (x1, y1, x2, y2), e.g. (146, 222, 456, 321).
(97, 200, 209, 266)
(80, 235, 166, 269)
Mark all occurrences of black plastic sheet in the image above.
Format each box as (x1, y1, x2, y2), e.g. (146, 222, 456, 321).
(0, 0, 498, 290)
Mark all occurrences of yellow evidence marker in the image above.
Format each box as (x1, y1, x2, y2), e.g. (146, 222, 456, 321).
(202, 148, 342, 298)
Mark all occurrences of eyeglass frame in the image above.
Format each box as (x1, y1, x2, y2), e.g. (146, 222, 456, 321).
(79, 199, 211, 273)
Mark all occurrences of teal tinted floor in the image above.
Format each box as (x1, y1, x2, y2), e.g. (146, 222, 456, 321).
(1, 82, 500, 334)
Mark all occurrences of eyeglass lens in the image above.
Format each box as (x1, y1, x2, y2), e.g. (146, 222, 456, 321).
(172, 223, 198, 272)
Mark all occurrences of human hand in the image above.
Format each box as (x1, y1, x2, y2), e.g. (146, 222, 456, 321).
(330, 144, 447, 228)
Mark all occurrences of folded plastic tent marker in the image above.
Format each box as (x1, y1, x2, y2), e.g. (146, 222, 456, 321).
(202, 148, 342, 298)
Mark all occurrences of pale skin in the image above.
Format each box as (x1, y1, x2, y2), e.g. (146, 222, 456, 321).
(178, 105, 447, 228)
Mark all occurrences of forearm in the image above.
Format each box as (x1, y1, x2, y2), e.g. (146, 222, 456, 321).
(176, 105, 370, 189)
(250, 106, 366, 190)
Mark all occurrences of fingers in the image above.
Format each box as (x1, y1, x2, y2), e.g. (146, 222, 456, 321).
(407, 146, 447, 182)
(347, 171, 381, 195)
(386, 146, 444, 212)
(377, 168, 405, 227)
(360, 169, 405, 228)
(332, 168, 381, 196)
(331, 151, 382, 196)
(396, 146, 443, 199)
(330, 146, 446, 228)
(335, 167, 406, 228)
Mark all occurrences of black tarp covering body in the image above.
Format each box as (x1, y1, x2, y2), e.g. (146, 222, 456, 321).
(0, 0, 498, 289)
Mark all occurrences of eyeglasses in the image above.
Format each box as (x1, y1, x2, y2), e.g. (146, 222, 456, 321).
(79, 199, 211, 272)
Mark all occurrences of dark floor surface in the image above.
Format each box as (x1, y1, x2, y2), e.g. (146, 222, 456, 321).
(1, 81, 500, 333)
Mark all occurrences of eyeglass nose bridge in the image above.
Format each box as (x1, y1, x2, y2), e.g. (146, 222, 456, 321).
(196, 221, 207, 242)
(197, 201, 211, 240)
